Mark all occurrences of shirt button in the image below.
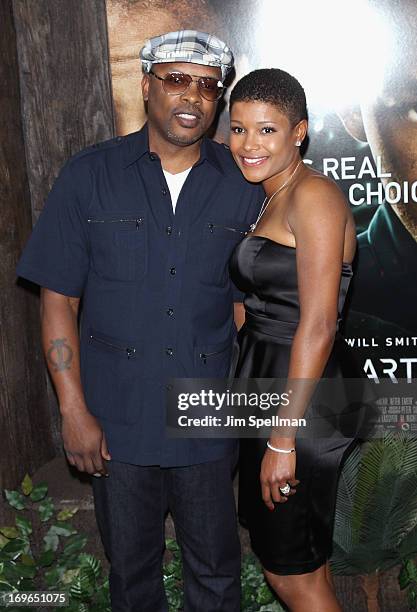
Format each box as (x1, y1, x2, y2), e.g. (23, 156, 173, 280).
(166, 226, 172, 235)
(166, 347, 174, 356)
(165, 383, 173, 391)
(170, 267, 176, 275)
(162, 187, 168, 196)
(166, 308, 174, 317)
(149, 153, 158, 161)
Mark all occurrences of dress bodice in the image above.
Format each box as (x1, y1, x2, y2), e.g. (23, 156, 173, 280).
(230, 235, 353, 326)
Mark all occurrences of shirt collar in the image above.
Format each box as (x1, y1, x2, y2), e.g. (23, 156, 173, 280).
(122, 122, 224, 175)
(194, 136, 224, 175)
(122, 124, 150, 168)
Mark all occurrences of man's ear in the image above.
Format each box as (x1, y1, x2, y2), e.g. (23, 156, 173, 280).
(337, 105, 367, 143)
(141, 73, 150, 102)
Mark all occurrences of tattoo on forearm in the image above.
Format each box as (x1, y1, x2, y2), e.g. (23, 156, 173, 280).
(47, 338, 73, 372)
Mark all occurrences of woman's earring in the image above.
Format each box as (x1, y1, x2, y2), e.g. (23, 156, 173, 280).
(295, 140, 301, 147)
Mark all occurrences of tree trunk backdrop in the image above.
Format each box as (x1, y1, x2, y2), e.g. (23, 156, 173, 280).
(0, 0, 114, 520)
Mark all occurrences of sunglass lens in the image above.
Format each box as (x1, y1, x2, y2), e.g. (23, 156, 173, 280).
(199, 78, 223, 101)
(164, 73, 191, 94)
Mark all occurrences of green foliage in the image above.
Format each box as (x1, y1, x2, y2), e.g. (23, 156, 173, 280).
(399, 559, 417, 609)
(1, 474, 107, 611)
(1, 475, 285, 611)
(57, 507, 78, 522)
(4, 490, 26, 511)
(38, 497, 55, 522)
(332, 432, 417, 604)
(240, 555, 284, 611)
(21, 474, 33, 497)
(163, 538, 183, 610)
(30, 483, 48, 503)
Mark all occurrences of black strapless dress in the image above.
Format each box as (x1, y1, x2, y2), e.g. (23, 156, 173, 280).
(229, 235, 357, 575)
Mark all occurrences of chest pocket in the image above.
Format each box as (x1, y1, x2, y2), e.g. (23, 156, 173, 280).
(88, 211, 147, 282)
(200, 219, 248, 286)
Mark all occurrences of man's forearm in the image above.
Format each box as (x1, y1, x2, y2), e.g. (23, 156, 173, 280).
(40, 288, 87, 415)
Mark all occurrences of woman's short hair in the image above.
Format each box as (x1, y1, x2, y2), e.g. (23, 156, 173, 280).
(230, 68, 308, 126)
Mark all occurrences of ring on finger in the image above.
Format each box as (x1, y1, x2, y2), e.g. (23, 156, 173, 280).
(279, 482, 291, 496)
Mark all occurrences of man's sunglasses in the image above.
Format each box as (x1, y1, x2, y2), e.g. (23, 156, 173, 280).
(149, 70, 224, 102)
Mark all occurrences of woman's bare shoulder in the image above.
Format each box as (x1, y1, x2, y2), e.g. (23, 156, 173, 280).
(291, 166, 348, 218)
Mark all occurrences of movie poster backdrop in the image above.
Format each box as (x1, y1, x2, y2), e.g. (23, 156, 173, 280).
(105, 0, 417, 429)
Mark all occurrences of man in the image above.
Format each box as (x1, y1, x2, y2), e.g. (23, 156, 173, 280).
(106, 0, 219, 135)
(16, 31, 262, 611)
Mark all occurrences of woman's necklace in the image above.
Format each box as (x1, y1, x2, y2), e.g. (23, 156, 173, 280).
(249, 159, 303, 233)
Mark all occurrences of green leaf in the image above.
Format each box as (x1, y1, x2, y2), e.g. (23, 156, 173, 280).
(44, 566, 60, 588)
(1, 538, 26, 559)
(62, 535, 87, 557)
(166, 538, 180, 553)
(4, 490, 26, 511)
(399, 566, 410, 590)
(59, 553, 82, 570)
(38, 549, 55, 568)
(0, 579, 14, 592)
(256, 582, 275, 605)
(20, 554, 35, 567)
(21, 474, 33, 496)
(408, 587, 417, 610)
(61, 568, 80, 584)
(259, 603, 286, 612)
(15, 561, 37, 580)
(30, 482, 48, 502)
(79, 554, 102, 579)
(19, 577, 34, 591)
(15, 516, 32, 538)
(405, 559, 417, 583)
(0, 527, 19, 540)
(0, 534, 8, 550)
(399, 559, 417, 590)
(49, 523, 76, 538)
(38, 497, 55, 522)
(70, 567, 95, 601)
(57, 507, 79, 522)
(43, 528, 59, 552)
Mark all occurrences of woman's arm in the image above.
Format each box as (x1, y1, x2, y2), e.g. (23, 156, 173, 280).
(261, 176, 353, 509)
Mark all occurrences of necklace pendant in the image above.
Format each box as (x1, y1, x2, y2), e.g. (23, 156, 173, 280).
(248, 223, 256, 233)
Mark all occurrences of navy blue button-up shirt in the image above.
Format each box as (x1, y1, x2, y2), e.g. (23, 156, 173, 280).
(17, 124, 263, 466)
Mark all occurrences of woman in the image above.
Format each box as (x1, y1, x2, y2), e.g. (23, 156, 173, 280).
(228, 69, 357, 611)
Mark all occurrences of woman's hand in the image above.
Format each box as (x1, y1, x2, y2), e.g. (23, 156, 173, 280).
(260, 445, 299, 511)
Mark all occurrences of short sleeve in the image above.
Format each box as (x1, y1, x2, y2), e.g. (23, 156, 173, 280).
(232, 183, 264, 303)
(232, 284, 245, 303)
(16, 160, 90, 297)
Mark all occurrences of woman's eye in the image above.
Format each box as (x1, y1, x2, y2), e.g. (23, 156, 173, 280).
(231, 126, 244, 133)
(261, 126, 276, 134)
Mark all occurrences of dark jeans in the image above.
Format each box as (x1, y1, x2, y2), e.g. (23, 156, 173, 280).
(92, 453, 240, 612)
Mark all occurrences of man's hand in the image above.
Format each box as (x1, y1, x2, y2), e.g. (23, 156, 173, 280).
(61, 408, 111, 476)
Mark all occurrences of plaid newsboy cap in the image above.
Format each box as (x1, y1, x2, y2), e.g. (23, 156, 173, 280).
(140, 30, 234, 81)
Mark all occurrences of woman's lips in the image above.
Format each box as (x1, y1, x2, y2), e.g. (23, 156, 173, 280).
(240, 156, 268, 167)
